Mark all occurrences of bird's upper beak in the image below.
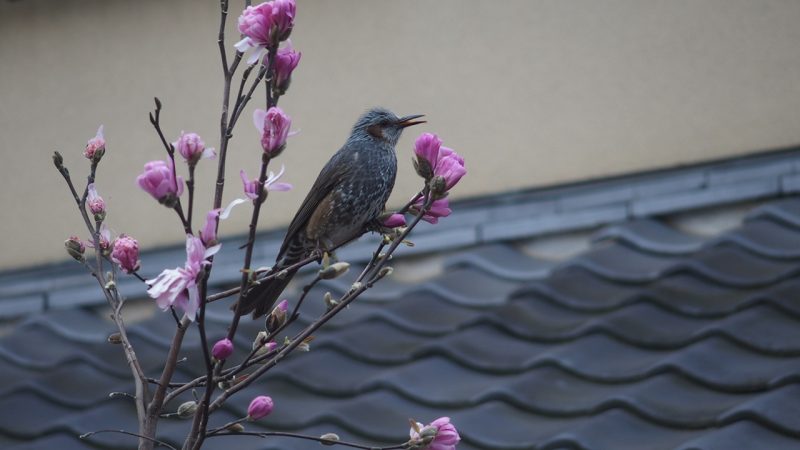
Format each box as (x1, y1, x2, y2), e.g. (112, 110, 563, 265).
(396, 114, 426, 128)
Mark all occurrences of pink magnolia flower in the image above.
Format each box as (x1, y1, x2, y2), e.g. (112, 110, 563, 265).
(234, 0, 296, 64)
(174, 132, 215, 165)
(273, 41, 301, 92)
(410, 417, 460, 450)
(212, 338, 234, 360)
(240, 165, 292, 201)
(383, 213, 406, 228)
(413, 133, 442, 169)
(412, 133, 466, 192)
(86, 183, 106, 216)
(200, 209, 221, 247)
(111, 234, 141, 273)
(146, 235, 220, 320)
(435, 147, 466, 191)
(84, 125, 105, 160)
(271, 0, 296, 41)
(412, 197, 452, 224)
(137, 160, 184, 205)
(247, 395, 274, 420)
(254, 107, 293, 155)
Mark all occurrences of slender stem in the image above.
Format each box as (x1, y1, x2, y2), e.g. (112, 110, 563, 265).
(205, 430, 408, 449)
(206, 250, 321, 303)
(55, 160, 150, 446)
(228, 64, 268, 132)
(187, 270, 215, 450)
(80, 429, 177, 450)
(149, 98, 174, 157)
(186, 166, 196, 230)
(173, 203, 192, 234)
(227, 152, 272, 341)
(144, 316, 189, 443)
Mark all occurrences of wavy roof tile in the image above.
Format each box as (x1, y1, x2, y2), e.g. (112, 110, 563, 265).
(3, 148, 800, 449)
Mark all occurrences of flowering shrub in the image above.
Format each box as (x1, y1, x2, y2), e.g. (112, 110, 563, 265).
(52, 1, 464, 449)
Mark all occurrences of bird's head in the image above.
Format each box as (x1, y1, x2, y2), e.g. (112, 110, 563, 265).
(351, 107, 425, 147)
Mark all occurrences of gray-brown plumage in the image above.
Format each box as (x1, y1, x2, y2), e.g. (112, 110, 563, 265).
(236, 107, 424, 318)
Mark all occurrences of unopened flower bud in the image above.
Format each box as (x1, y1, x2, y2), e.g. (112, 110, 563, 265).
(323, 291, 337, 311)
(52, 151, 64, 170)
(409, 417, 460, 450)
(65, 236, 86, 262)
(266, 299, 288, 333)
(319, 262, 350, 280)
(174, 131, 215, 166)
(177, 401, 198, 418)
(86, 183, 106, 222)
(136, 160, 184, 207)
(376, 266, 394, 280)
(111, 235, 141, 274)
(226, 422, 245, 432)
(107, 332, 122, 344)
(320, 433, 340, 445)
(84, 125, 106, 163)
(273, 42, 301, 95)
(252, 331, 268, 351)
(380, 212, 406, 229)
(212, 338, 234, 361)
(254, 107, 293, 156)
(247, 395, 274, 420)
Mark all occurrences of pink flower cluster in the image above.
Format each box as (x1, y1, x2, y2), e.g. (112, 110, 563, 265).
(234, 0, 296, 64)
(146, 235, 220, 320)
(410, 417, 460, 450)
(137, 160, 184, 206)
(254, 107, 293, 155)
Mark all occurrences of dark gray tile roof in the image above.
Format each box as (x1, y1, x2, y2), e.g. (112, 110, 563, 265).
(3, 147, 800, 449)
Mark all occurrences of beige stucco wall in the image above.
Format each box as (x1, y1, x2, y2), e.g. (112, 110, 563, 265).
(2, 0, 800, 270)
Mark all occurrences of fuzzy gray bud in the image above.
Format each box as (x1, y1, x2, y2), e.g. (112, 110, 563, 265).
(319, 262, 350, 280)
(107, 332, 122, 344)
(320, 433, 340, 445)
(177, 401, 198, 418)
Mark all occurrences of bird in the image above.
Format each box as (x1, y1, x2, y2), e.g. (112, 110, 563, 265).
(236, 107, 425, 318)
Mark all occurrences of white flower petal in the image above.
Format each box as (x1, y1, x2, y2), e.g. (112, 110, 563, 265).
(220, 198, 247, 220)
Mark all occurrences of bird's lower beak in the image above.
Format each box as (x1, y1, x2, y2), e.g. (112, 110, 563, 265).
(397, 114, 426, 128)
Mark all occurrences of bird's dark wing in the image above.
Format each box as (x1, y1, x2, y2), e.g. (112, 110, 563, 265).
(277, 149, 351, 259)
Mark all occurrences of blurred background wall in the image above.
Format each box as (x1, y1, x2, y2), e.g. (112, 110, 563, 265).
(2, 0, 800, 270)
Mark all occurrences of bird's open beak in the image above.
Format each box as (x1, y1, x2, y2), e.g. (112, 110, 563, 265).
(396, 114, 426, 128)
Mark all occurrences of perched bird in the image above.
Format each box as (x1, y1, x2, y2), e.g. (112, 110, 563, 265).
(237, 107, 425, 318)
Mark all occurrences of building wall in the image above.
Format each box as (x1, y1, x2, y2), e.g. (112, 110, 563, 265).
(2, 0, 800, 269)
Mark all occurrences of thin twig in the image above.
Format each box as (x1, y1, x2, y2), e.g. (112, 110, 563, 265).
(80, 429, 177, 450)
(205, 430, 408, 449)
